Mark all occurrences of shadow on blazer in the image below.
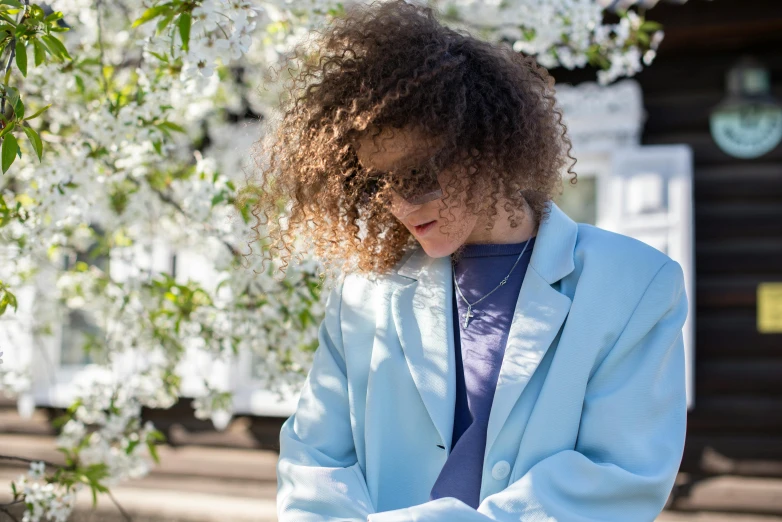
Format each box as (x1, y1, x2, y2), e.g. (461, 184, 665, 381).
(277, 199, 689, 522)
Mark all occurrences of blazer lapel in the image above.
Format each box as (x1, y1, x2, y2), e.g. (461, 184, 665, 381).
(485, 201, 577, 455)
(391, 200, 578, 458)
(392, 250, 456, 453)
(483, 269, 572, 457)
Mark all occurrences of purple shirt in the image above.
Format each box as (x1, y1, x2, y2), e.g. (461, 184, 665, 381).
(428, 236, 536, 509)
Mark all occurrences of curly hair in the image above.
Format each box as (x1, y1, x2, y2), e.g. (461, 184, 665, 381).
(239, 0, 576, 280)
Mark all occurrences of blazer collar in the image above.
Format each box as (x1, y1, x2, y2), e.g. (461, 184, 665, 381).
(390, 200, 578, 460)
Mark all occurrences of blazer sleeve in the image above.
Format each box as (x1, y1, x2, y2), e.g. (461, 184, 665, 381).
(276, 276, 376, 521)
(368, 259, 689, 522)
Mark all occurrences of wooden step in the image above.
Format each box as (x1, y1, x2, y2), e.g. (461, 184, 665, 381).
(0, 433, 278, 483)
(659, 512, 782, 522)
(682, 435, 782, 477)
(669, 473, 782, 516)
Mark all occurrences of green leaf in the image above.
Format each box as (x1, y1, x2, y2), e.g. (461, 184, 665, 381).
(41, 34, 71, 61)
(55, 447, 74, 466)
(125, 439, 140, 455)
(132, 5, 169, 28)
(0, 287, 18, 314)
(35, 36, 57, 58)
(22, 125, 42, 161)
(0, 0, 23, 7)
(147, 441, 160, 464)
(43, 10, 63, 23)
(12, 98, 23, 120)
(147, 50, 168, 63)
(2, 133, 18, 173)
(14, 38, 26, 76)
(74, 74, 85, 93)
(24, 103, 51, 121)
(178, 12, 191, 51)
(640, 20, 663, 32)
(155, 12, 174, 35)
(4, 85, 23, 120)
(0, 121, 15, 140)
(149, 428, 167, 441)
(157, 120, 185, 133)
(29, 5, 45, 20)
(32, 39, 45, 66)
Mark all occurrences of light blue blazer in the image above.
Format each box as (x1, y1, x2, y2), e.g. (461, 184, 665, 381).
(277, 200, 689, 522)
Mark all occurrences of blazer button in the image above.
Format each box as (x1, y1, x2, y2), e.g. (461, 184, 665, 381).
(491, 460, 510, 480)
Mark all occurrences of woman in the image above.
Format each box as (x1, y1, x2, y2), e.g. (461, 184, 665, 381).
(247, 1, 689, 520)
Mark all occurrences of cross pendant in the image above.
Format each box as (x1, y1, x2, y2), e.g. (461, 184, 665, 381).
(462, 306, 475, 328)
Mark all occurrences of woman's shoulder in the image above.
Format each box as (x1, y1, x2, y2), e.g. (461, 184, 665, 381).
(572, 222, 683, 295)
(576, 221, 670, 261)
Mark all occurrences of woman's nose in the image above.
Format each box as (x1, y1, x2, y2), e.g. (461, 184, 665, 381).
(388, 191, 421, 220)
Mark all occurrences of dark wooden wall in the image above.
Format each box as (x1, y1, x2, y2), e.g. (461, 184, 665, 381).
(638, 0, 782, 470)
(554, 0, 782, 512)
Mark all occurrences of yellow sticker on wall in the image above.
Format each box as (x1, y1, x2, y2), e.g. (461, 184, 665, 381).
(758, 282, 782, 334)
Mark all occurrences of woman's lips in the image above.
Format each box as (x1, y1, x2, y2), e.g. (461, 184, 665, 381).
(413, 220, 436, 235)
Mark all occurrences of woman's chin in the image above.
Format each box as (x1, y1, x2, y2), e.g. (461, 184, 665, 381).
(416, 238, 458, 259)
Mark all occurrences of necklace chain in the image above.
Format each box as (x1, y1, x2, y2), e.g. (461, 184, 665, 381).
(452, 238, 532, 328)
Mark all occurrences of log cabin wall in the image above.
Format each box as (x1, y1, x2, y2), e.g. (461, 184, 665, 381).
(555, 0, 782, 484)
(643, 1, 782, 481)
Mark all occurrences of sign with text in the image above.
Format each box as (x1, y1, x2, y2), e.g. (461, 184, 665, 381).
(758, 282, 782, 334)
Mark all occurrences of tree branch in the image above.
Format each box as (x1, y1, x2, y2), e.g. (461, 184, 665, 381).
(107, 489, 132, 522)
(0, 454, 59, 469)
(0, 505, 21, 522)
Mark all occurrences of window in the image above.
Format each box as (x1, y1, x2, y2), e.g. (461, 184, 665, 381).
(553, 174, 598, 225)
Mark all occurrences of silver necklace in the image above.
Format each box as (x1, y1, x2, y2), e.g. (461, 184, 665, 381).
(452, 238, 532, 328)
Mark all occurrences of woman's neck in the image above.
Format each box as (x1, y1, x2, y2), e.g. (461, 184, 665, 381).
(462, 197, 538, 245)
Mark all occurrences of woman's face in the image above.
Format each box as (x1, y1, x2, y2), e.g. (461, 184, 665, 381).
(355, 125, 478, 258)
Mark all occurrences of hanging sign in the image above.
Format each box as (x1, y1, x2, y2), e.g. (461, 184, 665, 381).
(710, 104, 782, 159)
(710, 58, 782, 159)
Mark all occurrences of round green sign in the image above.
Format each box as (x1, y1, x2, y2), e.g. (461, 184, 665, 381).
(710, 103, 782, 159)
